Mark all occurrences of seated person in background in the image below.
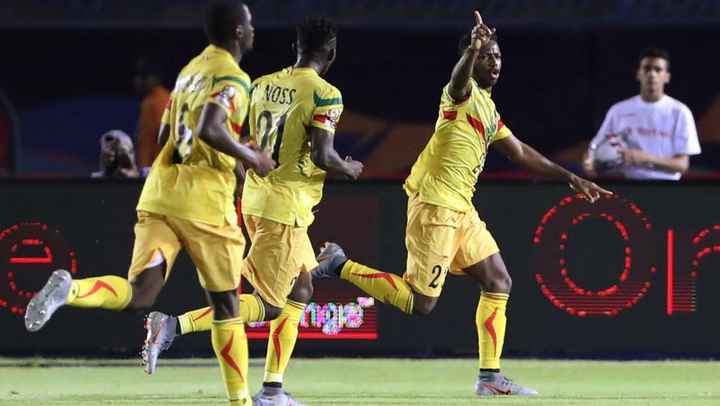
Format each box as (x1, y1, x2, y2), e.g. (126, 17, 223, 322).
(583, 48, 701, 180)
(91, 130, 139, 178)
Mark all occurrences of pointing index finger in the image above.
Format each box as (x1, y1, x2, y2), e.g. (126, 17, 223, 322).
(474, 10, 483, 26)
(595, 184, 614, 195)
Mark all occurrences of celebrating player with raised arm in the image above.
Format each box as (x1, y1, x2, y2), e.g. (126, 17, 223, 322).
(313, 11, 611, 397)
(25, 2, 275, 405)
(141, 17, 362, 406)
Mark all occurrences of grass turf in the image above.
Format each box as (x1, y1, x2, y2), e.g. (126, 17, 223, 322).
(1, 358, 719, 405)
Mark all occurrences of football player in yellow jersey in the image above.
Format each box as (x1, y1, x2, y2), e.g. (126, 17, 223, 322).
(314, 11, 612, 397)
(140, 17, 362, 406)
(24, 2, 275, 405)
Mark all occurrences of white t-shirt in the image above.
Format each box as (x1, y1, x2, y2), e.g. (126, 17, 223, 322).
(591, 95, 701, 180)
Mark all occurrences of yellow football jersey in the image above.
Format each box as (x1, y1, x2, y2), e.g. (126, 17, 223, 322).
(242, 67, 343, 227)
(137, 45, 251, 226)
(404, 79, 513, 212)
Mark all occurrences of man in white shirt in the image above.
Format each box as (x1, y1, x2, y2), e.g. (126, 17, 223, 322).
(583, 48, 701, 180)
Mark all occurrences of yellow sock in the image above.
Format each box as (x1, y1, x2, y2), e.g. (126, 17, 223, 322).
(178, 307, 214, 335)
(238, 294, 265, 322)
(211, 317, 251, 405)
(66, 276, 132, 310)
(264, 300, 305, 384)
(177, 294, 265, 335)
(340, 260, 414, 314)
(476, 292, 509, 370)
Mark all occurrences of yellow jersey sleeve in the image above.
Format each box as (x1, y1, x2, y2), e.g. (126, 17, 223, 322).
(208, 75, 252, 138)
(441, 83, 472, 107)
(493, 118, 513, 144)
(437, 83, 475, 124)
(310, 86, 343, 135)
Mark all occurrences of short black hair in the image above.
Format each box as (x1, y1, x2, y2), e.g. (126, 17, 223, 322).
(204, 0, 248, 45)
(458, 31, 499, 56)
(296, 17, 337, 54)
(639, 47, 671, 70)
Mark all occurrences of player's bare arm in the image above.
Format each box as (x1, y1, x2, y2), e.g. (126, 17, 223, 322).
(492, 135, 612, 203)
(196, 102, 275, 176)
(310, 127, 363, 180)
(238, 120, 252, 144)
(619, 149, 690, 173)
(448, 11, 495, 102)
(232, 124, 255, 184)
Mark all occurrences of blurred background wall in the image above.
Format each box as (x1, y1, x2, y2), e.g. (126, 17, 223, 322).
(1, 180, 719, 357)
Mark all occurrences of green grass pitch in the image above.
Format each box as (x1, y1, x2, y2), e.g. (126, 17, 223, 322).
(1, 358, 719, 405)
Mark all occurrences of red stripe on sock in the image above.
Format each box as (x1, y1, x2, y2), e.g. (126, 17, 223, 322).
(351, 272, 398, 291)
(76, 280, 118, 299)
(192, 308, 213, 322)
(484, 308, 498, 357)
(220, 331, 244, 380)
(272, 317, 289, 368)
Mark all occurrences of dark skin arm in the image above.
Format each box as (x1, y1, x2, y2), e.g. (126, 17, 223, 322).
(448, 11, 494, 102)
(196, 103, 275, 176)
(233, 119, 250, 184)
(492, 135, 612, 202)
(157, 123, 252, 185)
(309, 127, 363, 180)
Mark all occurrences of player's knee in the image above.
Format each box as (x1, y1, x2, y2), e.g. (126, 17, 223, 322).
(412, 296, 438, 316)
(263, 302, 283, 320)
(208, 290, 240, 320)
(126, 261, 165, 311)
(485, 272, 512, 294)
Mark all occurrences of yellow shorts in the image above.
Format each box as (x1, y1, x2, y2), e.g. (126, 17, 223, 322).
(127, 211, 245, 292)
(241, 214, 317, 308)
(404, 195, 499, 298)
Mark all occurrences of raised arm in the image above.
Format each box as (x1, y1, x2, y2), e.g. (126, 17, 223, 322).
(492, 135, 612, 203)
(196, 103, 275, 176)
(310, 127, 363, 180)
(448, 11, 495, 102)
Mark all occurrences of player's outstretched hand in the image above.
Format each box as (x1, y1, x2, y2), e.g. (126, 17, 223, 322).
(470, 10, 495, 51)
(344, 156, 364, 180)
(252, 152, 276, 177)
(569, 174, 612, 203)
